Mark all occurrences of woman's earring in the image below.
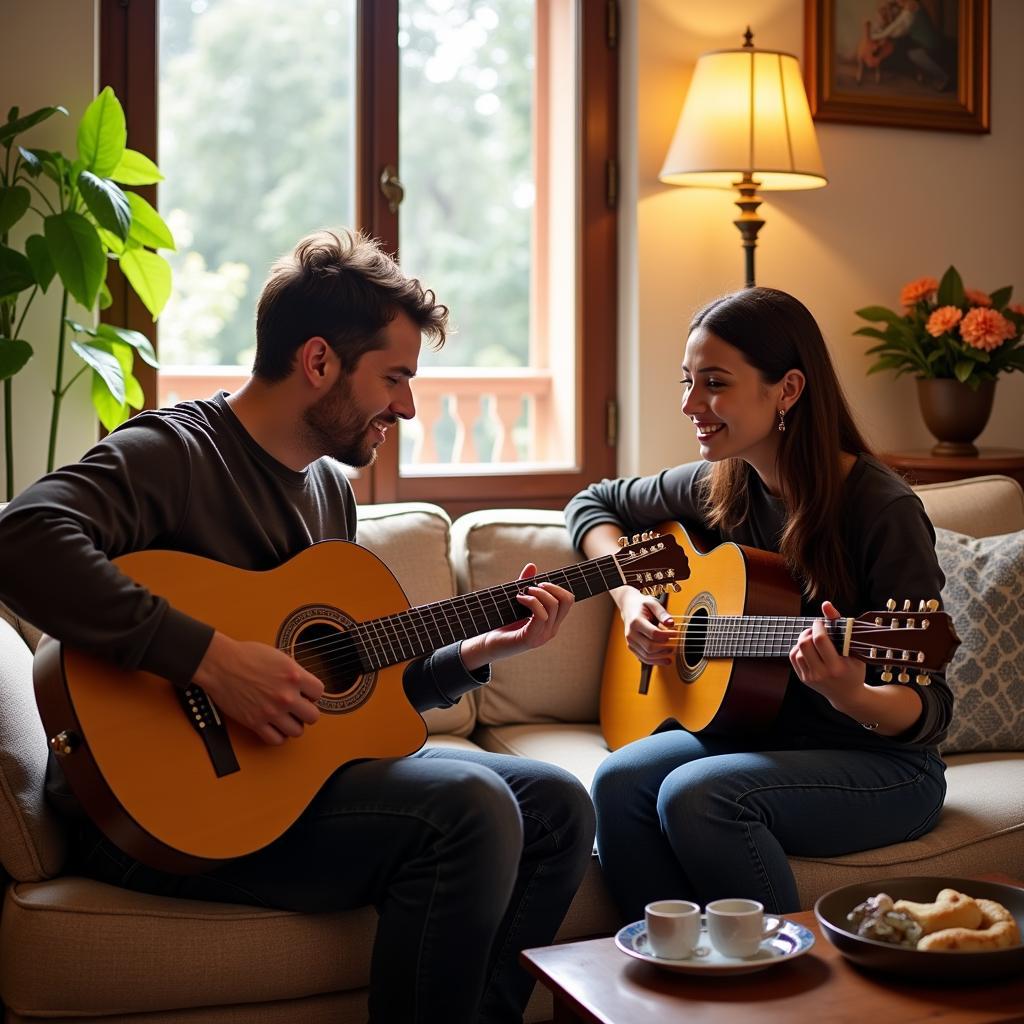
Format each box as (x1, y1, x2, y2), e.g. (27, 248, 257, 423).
(778, 408, 786, 433)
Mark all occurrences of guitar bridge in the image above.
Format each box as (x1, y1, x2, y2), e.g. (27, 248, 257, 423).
(177, 685, 240, 778)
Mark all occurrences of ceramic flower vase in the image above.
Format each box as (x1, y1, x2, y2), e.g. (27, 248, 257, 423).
(916, 378, 996, 457)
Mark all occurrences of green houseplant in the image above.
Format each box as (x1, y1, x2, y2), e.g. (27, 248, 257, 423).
(854, 266, 1024, 455)
(0, 87, 174, 499)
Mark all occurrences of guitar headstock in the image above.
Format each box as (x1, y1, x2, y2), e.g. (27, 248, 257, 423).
(614, 531, 691, 596)
(852, 598, 961, 685)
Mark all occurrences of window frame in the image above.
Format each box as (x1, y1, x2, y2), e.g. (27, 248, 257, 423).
(100, 0, 618, 514)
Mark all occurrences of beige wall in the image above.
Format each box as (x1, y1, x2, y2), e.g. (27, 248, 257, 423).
(618, 0, 1024, 477)
(0, 0, 99, 495)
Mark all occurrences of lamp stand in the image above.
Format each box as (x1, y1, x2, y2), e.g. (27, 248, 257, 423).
(733, 172, 764, 288)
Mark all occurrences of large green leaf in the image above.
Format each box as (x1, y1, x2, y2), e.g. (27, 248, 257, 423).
(0, 245, 35, 298)
(24, 234, 55, 292)
(953, 359, 974, 382)
(126, 192, 175, 251)
(95, 322, 159, 368)
(77, 87, 126, 177)
(0, 186, 31, 234)
(44, 211, 105, 308)
(989, 285, 1013, 310)
(119, 246, 172, 319)
(937, 266, 965, 308)
(0, 105, 67, 147)
(79, 171, 131, 241)
(87, 338, 143, 430)
(854, 305, 903, 325)
(0, 337, 33, 379)
(71, 338, 125, 405)
(109, 148, 164, 186)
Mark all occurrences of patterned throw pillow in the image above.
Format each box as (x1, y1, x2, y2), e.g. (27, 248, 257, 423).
(934, 528, 1024, 755)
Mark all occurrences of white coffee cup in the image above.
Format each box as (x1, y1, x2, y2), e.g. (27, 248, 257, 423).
(644, 899, 702, 959)
(705, 898, 782, 958)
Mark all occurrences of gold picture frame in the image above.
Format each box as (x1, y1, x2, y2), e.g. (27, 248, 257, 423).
(804, 0, 990, 132)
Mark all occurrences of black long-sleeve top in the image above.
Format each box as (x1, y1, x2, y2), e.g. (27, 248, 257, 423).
(564, 456, 953, 750)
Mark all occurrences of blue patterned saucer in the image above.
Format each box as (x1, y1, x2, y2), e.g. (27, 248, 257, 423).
(615, 918, 815, 976)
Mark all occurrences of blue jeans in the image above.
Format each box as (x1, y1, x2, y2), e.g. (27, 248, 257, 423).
(72, 748, 596, 1024)
(591, 729, 946, 920)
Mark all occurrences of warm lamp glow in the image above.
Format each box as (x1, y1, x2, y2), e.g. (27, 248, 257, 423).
(660, 46, 826, 191)
(659, 30, 827, 287)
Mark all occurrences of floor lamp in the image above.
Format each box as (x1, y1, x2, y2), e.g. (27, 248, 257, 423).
(659, 29, 827, 288)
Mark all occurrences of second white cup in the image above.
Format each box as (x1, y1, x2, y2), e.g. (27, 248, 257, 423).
(705, 898, 782, 958)
(644, 899, 701, 959)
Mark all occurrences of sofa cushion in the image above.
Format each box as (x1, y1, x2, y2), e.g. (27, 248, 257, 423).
(451, 509, 616, 726)
(0, 617, 66, 882)
(915, 474, 1024, 537)
(934, 527, 1024, 754)
(356, 502, 474, 737)
(0, 877, 376, 1015)
(474, 724, 610, 795)
(789, 752, 1024, 907)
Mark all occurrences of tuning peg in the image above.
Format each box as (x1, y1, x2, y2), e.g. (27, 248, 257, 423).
(898, 670, 910, 683)
(919, 599, 927, 612)
(901, 650, 910, 662)
(670, 582, 682, 593)
(869, 647, 878, 660)
(902, 599, 912, 611)
(926, 598, 940, 611)
(631, 533, 641, 544)
(886, 598, 896, 611)
(617, 536, 629, 547)
(881, 667, 893, 682)
(916, 673, 931, 686)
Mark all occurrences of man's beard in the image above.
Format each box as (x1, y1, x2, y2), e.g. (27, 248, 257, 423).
(302, 373, 385, 467)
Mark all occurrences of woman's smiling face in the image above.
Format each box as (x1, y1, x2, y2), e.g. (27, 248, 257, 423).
(680, 327, 784, 470)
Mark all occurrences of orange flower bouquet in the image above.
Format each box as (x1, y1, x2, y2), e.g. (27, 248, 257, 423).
(855, 267, 1024, 390)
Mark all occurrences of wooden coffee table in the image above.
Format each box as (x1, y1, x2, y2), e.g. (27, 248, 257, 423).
(522, 904, 1024, 1024)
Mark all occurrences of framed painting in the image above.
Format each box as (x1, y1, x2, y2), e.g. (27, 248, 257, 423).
(804, 0, 990, 132)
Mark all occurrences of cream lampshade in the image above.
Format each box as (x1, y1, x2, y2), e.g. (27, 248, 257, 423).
(659, 29, 826, 287)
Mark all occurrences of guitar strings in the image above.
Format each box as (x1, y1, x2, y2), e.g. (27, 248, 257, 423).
(276, 547, 937, 679)
(280, 550, 678, 674)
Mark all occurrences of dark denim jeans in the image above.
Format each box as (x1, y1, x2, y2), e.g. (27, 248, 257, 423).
(591, 729, 947, 920)
(73, 747, 596, 1024)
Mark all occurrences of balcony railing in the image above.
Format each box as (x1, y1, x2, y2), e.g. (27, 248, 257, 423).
(158, 366, 561, 468)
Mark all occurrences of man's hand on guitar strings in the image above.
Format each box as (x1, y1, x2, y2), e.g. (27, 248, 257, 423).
(460, 563, 574, 670)
(192, 631, 325, 746)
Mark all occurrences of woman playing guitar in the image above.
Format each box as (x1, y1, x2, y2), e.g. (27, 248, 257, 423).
(565, 287, 952, 919)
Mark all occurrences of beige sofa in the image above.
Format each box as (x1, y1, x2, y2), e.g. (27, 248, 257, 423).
(2, 474, 1022, 1023)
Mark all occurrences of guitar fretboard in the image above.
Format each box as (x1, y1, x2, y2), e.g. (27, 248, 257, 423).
(703, 616, 848, 659)
(353, 555, 627, 671)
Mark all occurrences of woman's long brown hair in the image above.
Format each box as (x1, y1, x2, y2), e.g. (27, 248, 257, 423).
(690, 287, 873, 604)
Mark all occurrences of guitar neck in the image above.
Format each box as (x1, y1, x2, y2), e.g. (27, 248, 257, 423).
(702, 615, 851, 660)
(355, 554, 628, 671)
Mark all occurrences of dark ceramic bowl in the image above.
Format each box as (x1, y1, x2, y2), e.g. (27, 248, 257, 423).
(814, 876, 1024, 982)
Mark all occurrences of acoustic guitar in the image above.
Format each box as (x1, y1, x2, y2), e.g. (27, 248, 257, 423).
(600, 522, 961, 750)
(34, 534, 689, 873)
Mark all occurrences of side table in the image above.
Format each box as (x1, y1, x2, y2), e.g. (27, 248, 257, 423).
(522, 899, 1024, 1024)
(881, 447, 1024, 489)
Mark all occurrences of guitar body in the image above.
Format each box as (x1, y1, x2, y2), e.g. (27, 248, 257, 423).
(600, 522, 801, 749)
(34, 541, 427, 873)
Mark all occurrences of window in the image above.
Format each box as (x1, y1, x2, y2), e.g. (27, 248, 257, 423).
(101, 0, 617, 512)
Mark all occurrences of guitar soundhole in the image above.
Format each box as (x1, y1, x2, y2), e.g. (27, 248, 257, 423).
(293, 622, 361, 696)
(682, 607, 709, 671)
(278, 606, 377, 715)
